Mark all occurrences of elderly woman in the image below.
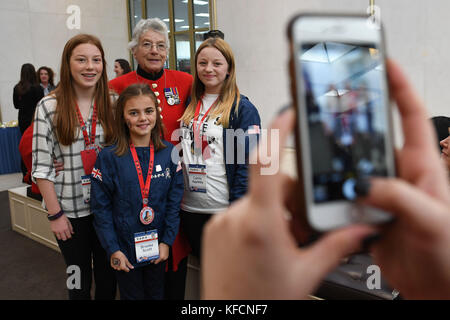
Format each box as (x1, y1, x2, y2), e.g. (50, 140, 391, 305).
(108, 17, 193, 300)
(109, 18, 193, 146)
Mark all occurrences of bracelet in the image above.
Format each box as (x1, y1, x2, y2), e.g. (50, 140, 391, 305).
(47, 209, 64, 221)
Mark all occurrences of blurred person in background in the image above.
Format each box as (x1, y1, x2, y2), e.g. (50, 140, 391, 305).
(114, 58, 132, 78)
(37, 66, 56, 95)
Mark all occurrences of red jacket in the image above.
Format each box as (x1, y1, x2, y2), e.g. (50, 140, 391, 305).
(109, 68, 193, 271)
(19, 123, 41, 195)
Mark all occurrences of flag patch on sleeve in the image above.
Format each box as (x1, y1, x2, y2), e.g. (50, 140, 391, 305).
(92, 168, 102, 181)
(248, 125, 260, 135)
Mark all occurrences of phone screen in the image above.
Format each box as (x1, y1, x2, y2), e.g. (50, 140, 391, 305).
(299, 41, 389, 203)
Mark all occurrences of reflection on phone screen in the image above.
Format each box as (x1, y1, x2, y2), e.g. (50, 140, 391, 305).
(300, 42, 388, 203)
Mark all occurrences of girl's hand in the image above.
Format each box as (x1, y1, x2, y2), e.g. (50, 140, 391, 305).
(53, 159, 64, 177)
(50, 214, 74, 241)
(111, 251, 134, 272)
(152, 243, 169, 264)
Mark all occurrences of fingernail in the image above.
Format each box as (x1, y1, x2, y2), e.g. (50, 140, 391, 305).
(355, 176, 371, 197)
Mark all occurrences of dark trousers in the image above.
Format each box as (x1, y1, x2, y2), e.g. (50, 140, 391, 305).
(116, 261, 166, 300)
(180, 210, 213, 260)
(57, 215, 117, 300)
(164, 252, 188, 300)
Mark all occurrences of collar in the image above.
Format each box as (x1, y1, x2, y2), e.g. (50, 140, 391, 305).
(137, 65, 164, 81)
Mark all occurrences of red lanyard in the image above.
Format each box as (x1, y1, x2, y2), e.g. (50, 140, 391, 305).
(192, 97, 219, 147)
(75, 102, 97, 149)
(130, 142, 155, 208)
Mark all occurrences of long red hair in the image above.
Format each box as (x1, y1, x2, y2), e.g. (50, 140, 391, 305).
(53, 34, 114, 146)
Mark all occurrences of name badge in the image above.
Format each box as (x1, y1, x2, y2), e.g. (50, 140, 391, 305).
(134, 230, 159, 263)
(81, 175, 91, 204)
(188, 164, 207, 193)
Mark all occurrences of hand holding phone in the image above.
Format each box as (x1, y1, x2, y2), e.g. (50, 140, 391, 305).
(288, 14, 396, 231)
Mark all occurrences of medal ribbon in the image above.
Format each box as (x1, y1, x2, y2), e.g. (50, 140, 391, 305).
(192, 97, 219, 150)
(130, 142, 155, 208)
(75, 101, 97, 149)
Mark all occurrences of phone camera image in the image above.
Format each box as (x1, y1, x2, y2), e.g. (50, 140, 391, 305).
(300, 41, 388, 204)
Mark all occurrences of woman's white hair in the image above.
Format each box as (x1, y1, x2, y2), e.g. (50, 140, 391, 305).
(128, 18, 170, 52)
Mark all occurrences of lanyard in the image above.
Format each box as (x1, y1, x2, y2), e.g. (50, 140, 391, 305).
(192, 97, 219, 147)
(75, 101, 97, 149)
(130, 142, 155, 208)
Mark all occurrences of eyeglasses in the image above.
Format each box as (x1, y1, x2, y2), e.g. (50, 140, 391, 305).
(140, 41, 167, 52)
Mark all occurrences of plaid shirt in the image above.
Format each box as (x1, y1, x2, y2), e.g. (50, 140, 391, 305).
(32, 96, 105, 218)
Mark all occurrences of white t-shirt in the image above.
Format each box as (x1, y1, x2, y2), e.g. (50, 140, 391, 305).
(180, 94, 229, 214)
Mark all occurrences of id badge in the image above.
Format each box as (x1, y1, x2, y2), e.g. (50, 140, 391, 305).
(134, 230, 159, 263)
(81, 175, 91, 204)
(188, 164, 207, 193)
(80, 148, 98, 175)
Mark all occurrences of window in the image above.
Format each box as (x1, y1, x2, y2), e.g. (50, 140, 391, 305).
(127, 0, 217, 73)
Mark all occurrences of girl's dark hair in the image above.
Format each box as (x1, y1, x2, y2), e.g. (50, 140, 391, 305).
(115, 59, 132, 75)
(113, 83, 166, 156)
(15, 63, 38, 95)
(37, 66, 55, 86)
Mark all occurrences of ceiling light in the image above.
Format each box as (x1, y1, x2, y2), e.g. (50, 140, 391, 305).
(182, 0, 208, 5)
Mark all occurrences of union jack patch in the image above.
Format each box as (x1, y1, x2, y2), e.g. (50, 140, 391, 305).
(92, 167, 102, 181)
(247, 125, 260, 135)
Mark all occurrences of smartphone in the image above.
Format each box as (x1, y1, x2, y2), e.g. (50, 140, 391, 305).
(288, 13, 395, 232)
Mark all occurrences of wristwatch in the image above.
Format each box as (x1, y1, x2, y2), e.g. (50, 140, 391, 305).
(47, 209, 64, 221)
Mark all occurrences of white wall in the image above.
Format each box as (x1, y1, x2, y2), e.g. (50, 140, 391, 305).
(216, 0, 450, 129)
(3, 0, 449, 126)
(0, 0, 129, 122)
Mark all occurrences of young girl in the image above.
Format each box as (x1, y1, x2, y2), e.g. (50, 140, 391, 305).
(32, 34, 116, 299)
(91, 83, 183, 300)
(179, 38, 261, 259)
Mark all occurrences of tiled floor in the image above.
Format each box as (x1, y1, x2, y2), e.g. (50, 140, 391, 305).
(0, 173, 27, 192)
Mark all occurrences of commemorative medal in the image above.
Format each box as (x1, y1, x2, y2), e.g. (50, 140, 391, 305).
(139, 206, 155, 225)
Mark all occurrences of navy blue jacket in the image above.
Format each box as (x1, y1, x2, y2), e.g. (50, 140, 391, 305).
(223, 95, 261, 203)
(91, 140, 183, 267)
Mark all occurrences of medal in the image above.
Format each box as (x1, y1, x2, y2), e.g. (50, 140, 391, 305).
(130, 142, 155, 226)
(139, 206, 155, 225)
(164, 87, 180, 106)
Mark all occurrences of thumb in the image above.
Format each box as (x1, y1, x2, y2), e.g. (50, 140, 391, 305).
(301, 225, 375, 282)
(125, 257, 134, 270)
(362, 178, 446, 229)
